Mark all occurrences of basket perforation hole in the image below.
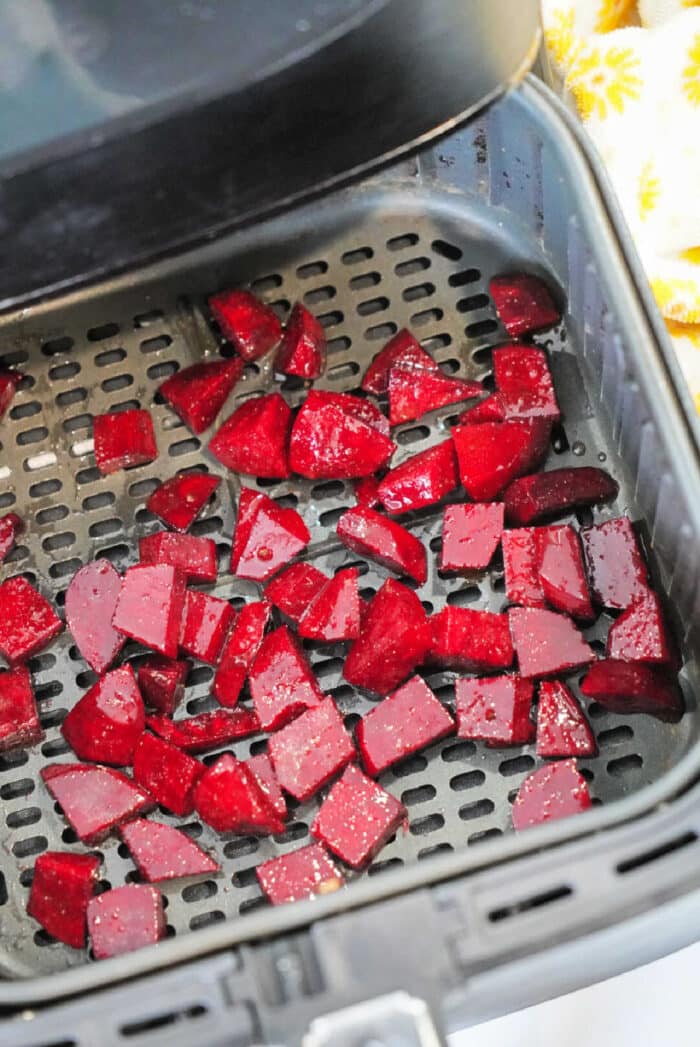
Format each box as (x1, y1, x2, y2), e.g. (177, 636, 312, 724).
(368, 857, 404, 876)
(17, 426, 49, 446)
(328, 361, 360, 381)
(449, 770, 486, 791)
(357, 296, 389, 317)
(317, 310, 343, 329)
(41, 737, 71, 758)
(431, 239, 462, 261)
(95, 348, 127, 367)
(63, 414, 92, 434)
(342, 247, 373, 265)
(391, 754, 428, 778)
(33, 928, 56, 947)
(395, 257, 430, 277)
(327, 335, 352, 355)
(297, 260, 328, 279)
(598, 725, 634, 748)
(488, 884, 573, 923)
(102, 373, 135, 392)
(409, 813, 444, 836)
(319, 507, 345, 528)
(134, 310, 164, 328)
(42, 531, 75, 553)
(0, 750, 29, 771)
(349, 271, 381, 291)
(314, 657, 345, 681)
(499, 755, 535, 777)
(446, 586, 481, 607)
(169, 437, 201, 458)
(29, 478, 62, 498)
(449, 268, 481, 287)
(466, 319, 498, 339)
(0, 778, 34, 800)
(310, 480, 345, 500)
(239, 896, 267, 915)
(49, 557, 82, 578)
(387, 233, 419, 251)
(12, 835, 48, 858)
(10, 401, 41, 420)
(303, 285, 336, 305)
(223, 837, 260, 860)
(182, 879, 218, 903)
(607, 753, 643, 777)
(403, 282, 435, 303)
(458, 798, 495, 821)
(6, 806, 41, 829)
(469, 828, 504, 845)
(41, 336, 74, 357)
(457, 294, 490, 313)
(140, 335, 173, 354)
(418, 842, 454, 860)
(87, 322, 119, 342)
(88, 517, 123, 538)
(129, 478, 159, 499)
(75, 466, 101, 485)
(0, 493, 16, 509)
(250, 273, 282, 293)
(56, 387, 87, 407)
(396, 425, 429, 447)
(189, 910, 225, 931)
(365, 321, 397, 341)
(401, 784, 436, 806)
(83, 491, 116, 511)
(232, 866, 259, 888)
(411, 307, 443, 327)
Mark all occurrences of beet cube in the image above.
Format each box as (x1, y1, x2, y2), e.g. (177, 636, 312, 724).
(209, 393, 291, 479)
(289, 390, 395, 479)
(138, 656, 189, 716)
(0, 512, 23, 564)
(87, 884, 166, 960)
(353, 475, 382, 508)
(146, 472, 220, 533)
(65, 560, 125, 674)
(536, 680, 596, 758)
(440, 503, 504, 572)
(504, 467, 618, 526)
(362, 328, 438, 396)
(62, 664, 145, 766)
(490, 273, 560, 338)
(209, 288, 282, 361)
(231, 488, 310, 582)
(249, 625, 324, 730)
(93, 409, 158, 475)
(430, 607, 514, 672)
(512, 759, 591, 831)
(0, 666, 43, 751)
(452, 419, 551, 501)
(455, 674, 534, 745)
(538, 525, 594, 620)
(194, 753, 285, 834)
(388, 363, 482, 426)
(492, 345, 560, 422)
(269, 699, 355, 802)
(112, 564, 186, 658)
(27, 851, 100, 948)
(247, 753, 287, 821)
(0, 368, 22, 421)
(357, 675, 454, 775)
(146, 707, 261, 753)
(159, 358, 243, 434)
(180, 590, 235, 665)
(336, 506, 427, 585)
(502, 528, 546, 607)
(312, 764, 406, 869)
(456, 394, 507, 425)
(265, 563, 328, 623)
(344, 579, 432, 695)
(258, 843, 344, 905)
(580, 659, 683, 721)
(377, 441, 457, 514)
(133, 731, 204, 816)
(275, 302, 326, 378)
(508, 606, 594, 678)
(213, 600, 270, 707)
(298, 568, 361, 642)
(607, 590, 672, 664)
(580, 516, 648, 610)
(121, 818, 219, 882)
(139, 531, 218, 584)
(0, 577, 63, 666)
(41, 763, 153, 844)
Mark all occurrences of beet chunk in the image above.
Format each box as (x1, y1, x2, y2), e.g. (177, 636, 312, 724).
(362, 328, 437, 396)
(607, 590, 672, 664)
(440, 503, 504, 572)
(247, 753, 288, 821)
(61, 664, 145, 766)
(27, 852, 100, 948)
(387, 363, 482, 425)
(353, 475, 382, 508)
(580, 516, 648, 610)
(0, 666, 43, 751)
(146, 472, 220, 533)
(455, 674, 534, 745)
(209, 393, 292, 479)
(93, 409, 158, 474)
(536, 680, 597, 758)
(502, 528, 546, 608)
(452, 419, 551, 501)
(87, 884, 166, 959)
(159, 358, 243, 434)
(356, 675, 454, 775)
(194, 753, 285, 834)
(492, 345, 560, 421)
(139, 531, 218, 584)
(344, 579, 432, 695)
(132, 732, 204, 816)
(248, 625, 324, 731)
(312, 764, 406, 869)
(209, 288, 282, 361)
(537, 525, 594, 620)
(298, 568, 361, 642)
(258, 843, 344, 905)
(268, 699, 355, 802)
(580, 660, 683, 721)
(0, 577, 63, 666)
(336, 506, 427, 585)
(0, 512, 23, 564)
(289, 390, 395, 479)
(509, 606, 594, 678)
(490, 273, 560, 338)
(456, 394, 507, 425)
(275, 302, 326, 378)
(0, 368, 22, 421)
(430, 607, 514, 673)
(41, 763, 153, 844)
(231, 488, 310, 582)
(213, 601, 271, 708)
(121, 818, 219, 881)
(180, 590, 235, 665)
(265, 563, 328, 623)
(512, 759, 592, 830)
(377, 441, 458, 514)
(65, 560, 125, 674)
(112, 564, 186, 658)
(503, 467, 618, 525)
(146, 708, 261, 753)
(138, 656, 189, 716)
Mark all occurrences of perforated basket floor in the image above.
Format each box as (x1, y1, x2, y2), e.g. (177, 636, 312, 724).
(0, 187, 693, 980)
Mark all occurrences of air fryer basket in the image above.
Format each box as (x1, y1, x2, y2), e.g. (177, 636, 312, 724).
(2, 76, 700, 1044)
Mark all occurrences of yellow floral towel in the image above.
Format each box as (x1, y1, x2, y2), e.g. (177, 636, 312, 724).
(542, 0, 700, 407)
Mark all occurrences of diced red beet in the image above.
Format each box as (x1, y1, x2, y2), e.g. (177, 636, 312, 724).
(0, 512, 23, 564)
(538, 525, 594, 620)
(87, 884, 166, 960)
(298, 568, 361, 642)
(388, 363, 482, 426)
(247, 753, 287, 821)
(138, 656, 189, 716)
(512, 759, 591, 831)
(492, 345, 560, 422)
(93, 409, 158, 475)
(336, 506, 427, 585)
(146, 472, 220, 533)
(180, 590, 235, 665)
(0, 368, 22, 421)
(456, 394, 507, 425)
(607, 590, 672, 664)
(147, 708, 261, 753)
(65, 560, 125, 674)
(289, 390, 396, 479)
(580, 516, 648, 610)
(504, 467, 618, 526)
(356, 675, 454, 775)
(361, 328, 438, 396)
(440, 503, 504, 572)
(41, 763, 153, 844)
(209, 288, 282, 362)
(508, 606, 594, 678)
(536, 680, 597, 758)
(268, 699, 355, 802)
(120, 818, 219, 881)
(377, 441, 457, 514)
(209, 393, 292, 479)
(213, 601, 271, 707)
(452, 419, 551, 501)
(0, 577, 63, 666)
(231, 488, 310, 582)
(194, 753, 285, 834)
(490, 273, 560, 338)
(275, 302, 326, 378)
(580, 659, 683, 721)
(344, 579, 432, 695)
(27, 852, 100, 948)
(430, 607, 514, 672)
(62, 665, 145, 766)
(311, 764, 406, 869)
(0, 666, 43, 751)
(353, 475, 382, 508)
(502, 528, 546, 607)
(139, 531, 218, 584)
(132, 731, 204, 816)
(265, 563, 328, 622)
(159, 358, 243, 434)
(258, 843, 344, 905)
(248, 625, 324, 731)
(455, 674, 534, 745)
(112, 564, 186, 658)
